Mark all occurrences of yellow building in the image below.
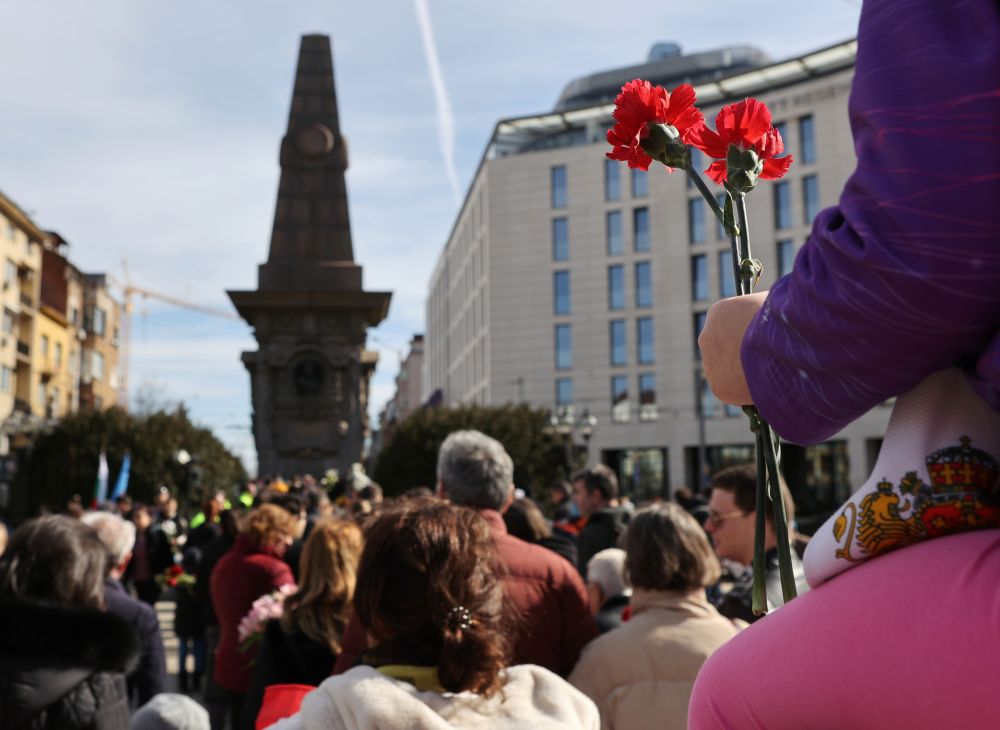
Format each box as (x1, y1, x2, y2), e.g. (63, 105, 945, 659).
(0, 191, 44, 423)
(36, 234, 78, 418)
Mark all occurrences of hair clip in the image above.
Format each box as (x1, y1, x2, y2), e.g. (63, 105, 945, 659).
(445, 605, 473, 631)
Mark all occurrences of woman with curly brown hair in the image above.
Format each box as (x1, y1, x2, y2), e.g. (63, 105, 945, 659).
(211, 504, 298, 728)
(268, 498, 598, 729)
(241, 518, 363, 729)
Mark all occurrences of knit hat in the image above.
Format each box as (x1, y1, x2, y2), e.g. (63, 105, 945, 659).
(803, 368, 1000, 587)
(130, 693, 209, 730)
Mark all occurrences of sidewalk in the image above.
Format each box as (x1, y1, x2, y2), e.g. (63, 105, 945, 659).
(155, 599, 204, 701)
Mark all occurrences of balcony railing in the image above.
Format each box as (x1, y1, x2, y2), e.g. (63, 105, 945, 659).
(19, 294, 33, 309)
(16, 341, 29, 357)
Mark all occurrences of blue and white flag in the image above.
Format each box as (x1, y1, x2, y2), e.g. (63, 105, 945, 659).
(110, 451, 132, 502)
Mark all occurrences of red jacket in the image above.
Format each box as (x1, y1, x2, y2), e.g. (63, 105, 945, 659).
(210, 535, 295, 692)
(334, 508, 597, 677)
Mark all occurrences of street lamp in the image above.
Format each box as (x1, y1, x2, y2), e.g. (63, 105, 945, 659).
(547, 406, 598, 474)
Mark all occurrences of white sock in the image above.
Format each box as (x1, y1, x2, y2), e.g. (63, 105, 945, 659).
(803, 368, 1000, 588)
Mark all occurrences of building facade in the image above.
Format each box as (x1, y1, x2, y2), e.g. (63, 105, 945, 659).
(79, 273, 121, 412)
(425, 40, 890, 526)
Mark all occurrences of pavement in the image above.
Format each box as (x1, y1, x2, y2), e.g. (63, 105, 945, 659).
(155, 599, 201, 700)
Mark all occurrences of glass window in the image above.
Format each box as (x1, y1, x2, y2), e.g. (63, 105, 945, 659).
(0, 365, 10, 392)
(777, 239, 795, 277)
(700, 376, 716, 418)
(639, 373, 657, 421)
(2, 309, 14, 335)
(551, 165, 567, 209)
(719, 251, 736, 298)
(631, 168, 648, 197)
(694, 311, 707, 360)
(55, 342, 63, 368)
(724, 403, 743, 417)
(604, 158, 621, 201)
(608, 265, 625, 310)
(555, 324, 572, 370)
(691, 254, 709, 301)
(633, 207, 650, 251)
(715, 193, 728, 240)
(552, 218, 569, 261)
(610, 319, 627, 366)
(3, 260, 16, 288)
(606, 211, 623, 255)
(92, 308, 107, 337)
(803, 175, 820, 224)
(553, 271, 570, 315)
(92, 351, 105, 380)
(774, 121, 788, 149)
(688, 148, 704, 188)
(40, 335, 49, 358)
(799, 115, 816, 163)
(688, 198, 706, 244)
(635, 262, 652, 308)
(637, 317, 655, 364)
(774, 181, 792, 230)
(556, 378, 573, 406)
(612, 375, 630, 423)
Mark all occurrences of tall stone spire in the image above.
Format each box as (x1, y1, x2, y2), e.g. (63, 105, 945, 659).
(228, 35, 391, 478)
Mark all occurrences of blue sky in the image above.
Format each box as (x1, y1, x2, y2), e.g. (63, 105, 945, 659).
(0, 0, 861, 474)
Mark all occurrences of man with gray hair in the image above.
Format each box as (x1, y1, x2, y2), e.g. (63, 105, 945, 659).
(436, 429, 597, 675)
(82, 510, 166, 704)
(334, 430, 597, 677)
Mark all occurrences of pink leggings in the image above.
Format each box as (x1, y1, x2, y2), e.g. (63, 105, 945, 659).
(689, 530, 1000, 729)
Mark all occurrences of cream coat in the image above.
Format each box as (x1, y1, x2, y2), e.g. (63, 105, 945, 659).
(569, 589, 741, 730)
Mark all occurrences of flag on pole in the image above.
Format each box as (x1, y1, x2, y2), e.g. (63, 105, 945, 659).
(94, 450, 109, 505)
(110, 451, 132, 502)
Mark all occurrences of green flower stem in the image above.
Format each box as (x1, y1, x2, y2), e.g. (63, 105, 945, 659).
(752, 428, 769, 615)
(760, 423, 798, 603)
(734, 193, 752, 294)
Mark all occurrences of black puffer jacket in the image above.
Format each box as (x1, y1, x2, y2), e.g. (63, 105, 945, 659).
(0, 597, 140, 730)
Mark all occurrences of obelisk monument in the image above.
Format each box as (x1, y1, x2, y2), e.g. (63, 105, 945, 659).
(228, 35, 391, 478)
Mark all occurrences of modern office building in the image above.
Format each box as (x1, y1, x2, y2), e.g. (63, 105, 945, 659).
(424, 39, 890, 524)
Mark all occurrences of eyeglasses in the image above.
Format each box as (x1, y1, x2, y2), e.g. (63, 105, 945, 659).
(706, 509, 748, 526)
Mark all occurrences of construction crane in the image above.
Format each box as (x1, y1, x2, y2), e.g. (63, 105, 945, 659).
(108, 260, 240, 410)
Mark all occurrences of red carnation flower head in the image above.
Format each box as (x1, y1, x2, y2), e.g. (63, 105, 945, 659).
(169, 565, 184, 576)
(691, 97, 793, 191)
(606, 80, 705, 172)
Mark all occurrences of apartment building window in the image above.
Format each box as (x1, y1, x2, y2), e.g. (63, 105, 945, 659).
(551, 165, 567, 209)
(635, 261, 652, 308)
(688, 198, 706, 244)
(774, 121, 788, 148)
(2, 309, 14, 335)
(552, 217, 569, 261)
(637, 316, 655, 364)
(70, 306, 79, 327)
(606, 211, 623, 255)
(803, 175, 820, 224)
(556, 377, 573, 407)
(608, 265, 625, 310)
(553, 271, 571, 315)
(92, 307, 107, 337)
(92, 351, 105, 380)
(631, 168, 648, 197)
(774, 181, 792, 229)
(55, 342, 63, 368)
(777, 239, 795, 277)
(610, 319, 627, 366)
(611, 375, 630, 423)
(604, 158, 621, 201)
(3, 260, 15, 289)
(691, 254, 709, 301)
(694, 311, 707, 360)
(36, 382, 46, 410)
(700, 376, 716, 418)
(725, 402, 743, 418)
(633, 207, 650, 251)
(719, 251, 736, 298)
(40, 335, 49, 359)
(639, 373, 657, 421)
(715, 193, 728, 240)
(555, 324, 572, 370)
(799, 115, 816, 163)
(0, 365, 10, 392)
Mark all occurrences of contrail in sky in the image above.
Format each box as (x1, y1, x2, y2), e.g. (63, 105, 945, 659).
(413, 0, 461, 206)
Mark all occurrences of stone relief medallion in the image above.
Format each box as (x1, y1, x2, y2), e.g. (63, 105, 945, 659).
(295, 123, 335, 159)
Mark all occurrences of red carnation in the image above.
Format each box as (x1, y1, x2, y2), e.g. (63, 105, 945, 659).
(692, 98, 793, 185)
(169, 565, 184, 576)
(606, 80, 704, 171)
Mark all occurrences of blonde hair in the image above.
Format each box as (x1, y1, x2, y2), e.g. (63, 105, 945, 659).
(243, 504, 299, 551)
(281, 518, 363, 653)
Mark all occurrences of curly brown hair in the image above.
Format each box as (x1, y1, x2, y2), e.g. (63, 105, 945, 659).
(354, 498, 512, 697)
(242, 504, 300, 552)
(281, 518, 363, 653)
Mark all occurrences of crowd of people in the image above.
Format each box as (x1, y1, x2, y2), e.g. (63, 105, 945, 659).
(0, 426, 812, 730)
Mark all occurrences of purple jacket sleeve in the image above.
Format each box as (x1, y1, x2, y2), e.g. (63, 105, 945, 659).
(741, 0, 1000, 445)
